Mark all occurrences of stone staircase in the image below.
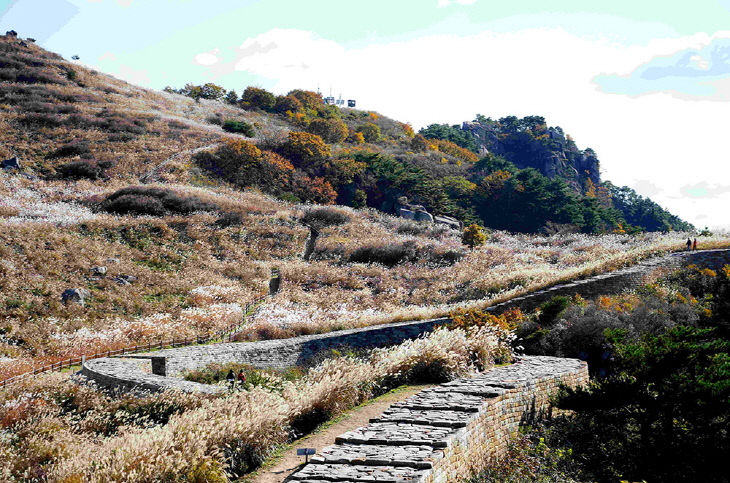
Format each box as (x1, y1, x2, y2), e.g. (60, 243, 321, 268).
(288, 356, 588, 482)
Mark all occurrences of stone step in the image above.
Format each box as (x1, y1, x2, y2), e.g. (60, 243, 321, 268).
(389, 389, 486, 412)
(289, 462, 428, 482)
(373, 408, 473, 428)
(310, 443, 443, 469)
(335, 422, 457, 448)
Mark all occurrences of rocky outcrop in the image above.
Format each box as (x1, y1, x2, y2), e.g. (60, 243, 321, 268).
(460, 119, 601, 193)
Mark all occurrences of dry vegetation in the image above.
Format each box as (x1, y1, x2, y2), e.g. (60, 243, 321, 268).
(1, 325, 507, 481)
(3, 173, 729, 381)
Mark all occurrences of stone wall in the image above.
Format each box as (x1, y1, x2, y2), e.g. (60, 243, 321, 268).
(82, 318, 445, 393)
(290, 356, 589, 482)
(486, 248, 730, 315)
(81, 249, 730, 395)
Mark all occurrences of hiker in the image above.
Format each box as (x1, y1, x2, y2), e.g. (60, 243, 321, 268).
(226, 369, 235, 390)
(237, 369, 246, 388)
(693, 238, 698, 251)
(686, 238, 692, 251)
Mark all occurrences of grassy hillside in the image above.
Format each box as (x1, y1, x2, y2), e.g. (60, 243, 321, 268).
(2, 33, 727, 383)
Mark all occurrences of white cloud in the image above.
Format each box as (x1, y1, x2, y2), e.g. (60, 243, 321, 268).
(203, 27, 730, 229)
(116, 64, 150, 86)
(194, 48, 220, 66)
(438, 0, 477, 7)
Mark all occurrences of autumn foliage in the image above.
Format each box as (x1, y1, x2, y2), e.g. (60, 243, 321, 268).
(282, 131, 332, 165)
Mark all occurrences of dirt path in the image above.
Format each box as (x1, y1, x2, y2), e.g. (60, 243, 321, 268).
(251, 384, 433, 483)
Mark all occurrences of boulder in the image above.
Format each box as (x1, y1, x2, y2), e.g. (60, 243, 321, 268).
(2, 157, 21, 170)
(115, 274, 136, 285)
(434, 215, 461, 230)
(106, 257, 120, 264)
(398, 207, 415, 220)
(91, 266, 107, 276)
(414, 210, 434, 223)
(62, 288, 89, 307)
(5, 30, 17, 37)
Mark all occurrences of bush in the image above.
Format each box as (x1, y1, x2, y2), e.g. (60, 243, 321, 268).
(215, 212, 244, 228)
(538, 296, 571, 326)
(349, 241, 419, 267)
(222, 119, 255, 136)
(301, 207, 350, 228)
(356, 122, 381, 142)
(57, 159, 112, 180)
(287, 89, 323, 110)
(281, 131, 331, 165)
(50, 141, 91, 158)
(273, 94, 303, 114)
(17, 112, 63, 127)
(307, 118, 348, 143)
(241, 87, 276, 111)
(101, 186, 219, 216)
(462, 224, 486, 249)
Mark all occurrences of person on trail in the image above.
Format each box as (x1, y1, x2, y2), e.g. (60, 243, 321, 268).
(237, 369, 246, 388)
(693, 238, 698, 251)
(687, 238, 692, 251)
(226, 369, 235, 390)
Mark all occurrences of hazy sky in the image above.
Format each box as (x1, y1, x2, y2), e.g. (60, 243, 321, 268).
(2, 0, 730, 230)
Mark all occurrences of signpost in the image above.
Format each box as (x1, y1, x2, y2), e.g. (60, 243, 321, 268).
(296, 448, 316, 463)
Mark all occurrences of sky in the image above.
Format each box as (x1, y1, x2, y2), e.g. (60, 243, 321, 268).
(2, 0, 730, 230)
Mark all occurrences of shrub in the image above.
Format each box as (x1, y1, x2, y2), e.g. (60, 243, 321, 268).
(273, 95, 303, 114)
(462, 224, 486, 249)
(17, 112, 63, 127)
(347, 130, 365, 144)
(307, 118, 348, 143)
(57, 159, 112, 180)
(241, 87, 276, 111)
(101, 186, 219, 216)
(49, 141, 91, 158)
(287, 89, 323, 110)
(538, 296, 571, 326)
(281, 131, 331, 165)
(215, 212, 244, 228)
(222, 119, 255, 136)
(349, 241, 419, 267)
(301, 207, 350, 228)
(356, 122, 381, 142)
(431, 139, 479, 163)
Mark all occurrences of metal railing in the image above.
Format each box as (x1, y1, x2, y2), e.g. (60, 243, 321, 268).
(0, 294, 268, 390)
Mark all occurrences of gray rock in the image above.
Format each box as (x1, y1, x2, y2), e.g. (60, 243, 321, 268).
(414, 210, 433, 223)
(2, 157, 21, 170)
(62, 288, 90, 307)
(106, 258, 120, 264)
(398, 207, 415, 220)
(115, 274, 136, 285)
(433, 215, 460, 230)
(91, 266, 107, 276)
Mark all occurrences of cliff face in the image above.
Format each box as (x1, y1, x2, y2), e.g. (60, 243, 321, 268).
(462, 118, 600, 194)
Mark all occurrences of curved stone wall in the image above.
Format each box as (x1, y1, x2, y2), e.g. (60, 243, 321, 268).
(82, 249, 730, 394)
(290, 355, 589, 482)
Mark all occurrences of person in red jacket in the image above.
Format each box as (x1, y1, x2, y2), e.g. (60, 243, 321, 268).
(237, 369, 246, 388)
(693, 238, 698, 251)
